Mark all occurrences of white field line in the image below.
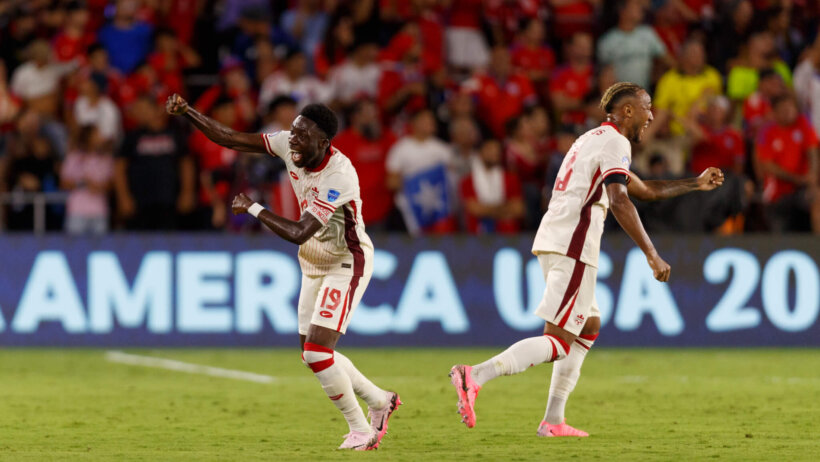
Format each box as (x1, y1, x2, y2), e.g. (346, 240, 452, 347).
(105, 350, 276, 384)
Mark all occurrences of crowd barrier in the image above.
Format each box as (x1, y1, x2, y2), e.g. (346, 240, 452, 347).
(0, 234, 817, 347)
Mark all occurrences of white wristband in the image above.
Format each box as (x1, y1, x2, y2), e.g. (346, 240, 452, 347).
(248, 203, 265, 218)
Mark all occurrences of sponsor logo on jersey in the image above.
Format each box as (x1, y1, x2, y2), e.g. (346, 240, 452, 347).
(290, 171, 299, 180)
(327, 189, 340, 202)
(621, 156, 629, 165)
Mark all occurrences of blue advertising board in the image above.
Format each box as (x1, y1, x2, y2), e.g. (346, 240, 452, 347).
(0, 234, 817, 347)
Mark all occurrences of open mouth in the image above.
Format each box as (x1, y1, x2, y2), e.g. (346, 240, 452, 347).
(291, 151, 302, 163)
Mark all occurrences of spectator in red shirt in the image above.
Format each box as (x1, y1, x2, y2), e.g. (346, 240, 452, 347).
(444, 0, 489, 73)
(549, 32, 594, 128)
(742, 68, 785, 140)
(685, 95, 745, 175)
(504, 113, 546, 228)
(756, 94, 820, 232)
(333, 98, 397, 229)
(52, 6, 95, 63)
(511, 17, 556, 101)
(462, 46, 537, 138)
(147, 28, 201, 97)
(314, 13, 354, 80)
(195, 57, 257, 131)
(461, 138, 525, 234)
(549, 0, 600, 40)
(378, 31, 427, 131)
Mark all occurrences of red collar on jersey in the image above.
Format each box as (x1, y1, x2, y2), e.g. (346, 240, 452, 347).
(601, 121, 621, 133)
(306, 146, 335, 172)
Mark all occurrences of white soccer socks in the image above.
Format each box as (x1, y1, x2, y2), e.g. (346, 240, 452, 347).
(471, 335, 570, 387)
(334, 351, 390, 410)
(544, 333, 597, 424)
(303, 342, 370, 433)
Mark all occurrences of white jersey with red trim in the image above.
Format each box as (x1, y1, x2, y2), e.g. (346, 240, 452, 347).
(262, 131, 374, 277)
(532, 122, 631, 268)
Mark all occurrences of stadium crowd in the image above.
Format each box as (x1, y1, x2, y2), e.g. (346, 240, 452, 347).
(0, 0, 818, 235)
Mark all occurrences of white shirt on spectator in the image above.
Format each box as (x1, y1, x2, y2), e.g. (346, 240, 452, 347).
(386, 135, 453, 179)
(329, 61, 381, 104)
(74, 96, 122, 144)
(10, 60, 78, 100)
(793, 58, 820, 136)
(258, 71, 331, 114)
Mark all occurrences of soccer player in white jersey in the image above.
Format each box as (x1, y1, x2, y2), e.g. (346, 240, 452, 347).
(449, 82, 725, 436)
(166, 94, 400, 451)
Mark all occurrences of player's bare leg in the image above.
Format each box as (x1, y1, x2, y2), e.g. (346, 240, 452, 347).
(538, 316, 600, 437)
(300, 334, 401, 443)
(450, 322, 575, 428)
(302, 325, 379, 450)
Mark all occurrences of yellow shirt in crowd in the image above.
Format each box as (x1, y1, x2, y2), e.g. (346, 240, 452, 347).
(654, 66, 723, 135)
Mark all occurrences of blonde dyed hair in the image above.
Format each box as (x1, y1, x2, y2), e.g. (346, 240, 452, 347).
(599, 82, 644, 113)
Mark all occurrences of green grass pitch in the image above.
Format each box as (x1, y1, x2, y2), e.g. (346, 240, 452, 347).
(1, 348, 819, 461)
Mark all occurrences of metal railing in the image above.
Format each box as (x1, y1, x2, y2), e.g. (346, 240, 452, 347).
(0, 191, 69, 234)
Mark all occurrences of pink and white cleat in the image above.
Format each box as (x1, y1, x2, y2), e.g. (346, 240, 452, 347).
(368, 391, 402, 447)
(537, 419, 589, 437)
(449, 364, 481, 428)
(338, 430, 379, 450)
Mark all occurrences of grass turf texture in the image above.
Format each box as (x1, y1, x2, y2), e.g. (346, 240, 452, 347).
(1, 348, 818, 461)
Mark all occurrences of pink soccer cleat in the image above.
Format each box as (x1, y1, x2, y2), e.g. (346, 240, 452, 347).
(368, 391, 402, 447)
(338, 430, 379, 450)
(537, 419, 589, 437)
(449, 364, 481, 428)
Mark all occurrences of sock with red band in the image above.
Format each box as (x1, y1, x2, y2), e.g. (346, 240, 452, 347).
(544, 333, 597, 424)
(471, 335, 570, 387)
(302, 343, 370, 433)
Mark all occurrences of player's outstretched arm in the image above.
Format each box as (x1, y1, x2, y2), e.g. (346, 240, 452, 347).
(231, 193, 322, 245)
(627, 167, 724, 201)
(165, 94, 266, 153)
(607, 182, 671, 282)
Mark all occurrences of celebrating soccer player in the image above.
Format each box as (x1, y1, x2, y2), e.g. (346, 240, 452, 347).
(166, 94, 400, 451)
(449, 82, 725, 437)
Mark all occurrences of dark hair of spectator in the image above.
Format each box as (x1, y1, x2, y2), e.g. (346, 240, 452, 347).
(153, 27, 176, 42)
(505, 115, 523, 138)
(322, 9, 353, 67)
(600, 82, 645, 113)
(268, 95, 298, 115)
(300, 104, 338, 139)
(74, 125, 97, 151)
(758, 68, 779, 81)
(771, 92, 796, 108)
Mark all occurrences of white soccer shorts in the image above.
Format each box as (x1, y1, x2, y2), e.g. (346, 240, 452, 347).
(297, 270, 372, 335)
(534, 252, 601, 336)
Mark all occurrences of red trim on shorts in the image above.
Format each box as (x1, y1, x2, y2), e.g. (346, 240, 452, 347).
(343, 203, 365, 277)
(567, 181, 604, 260)
(601, 122, 621, 133)
(557, 290, 580, 329)
(553, 259, 586, 326)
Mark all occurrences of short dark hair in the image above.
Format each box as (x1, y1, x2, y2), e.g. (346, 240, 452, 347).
(268, 95, 297, 115)
(300, 104, 338, 139)
(600, 82, 645, 113)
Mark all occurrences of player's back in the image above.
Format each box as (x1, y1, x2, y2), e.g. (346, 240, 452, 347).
(532, 122, 631, 267)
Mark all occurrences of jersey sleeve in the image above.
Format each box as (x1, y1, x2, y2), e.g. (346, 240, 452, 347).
(260, 131, 289, 158)
(599, 137, 632, 182)
(306, 172, 357, 225)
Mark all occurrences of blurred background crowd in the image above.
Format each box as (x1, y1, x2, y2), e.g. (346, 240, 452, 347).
(1, 0, 819, 235)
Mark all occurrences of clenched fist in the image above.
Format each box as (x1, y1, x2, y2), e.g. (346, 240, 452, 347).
(231, 192, 253, 215)
(166, 93, 189, 115)
(697, 167, 724, 191)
